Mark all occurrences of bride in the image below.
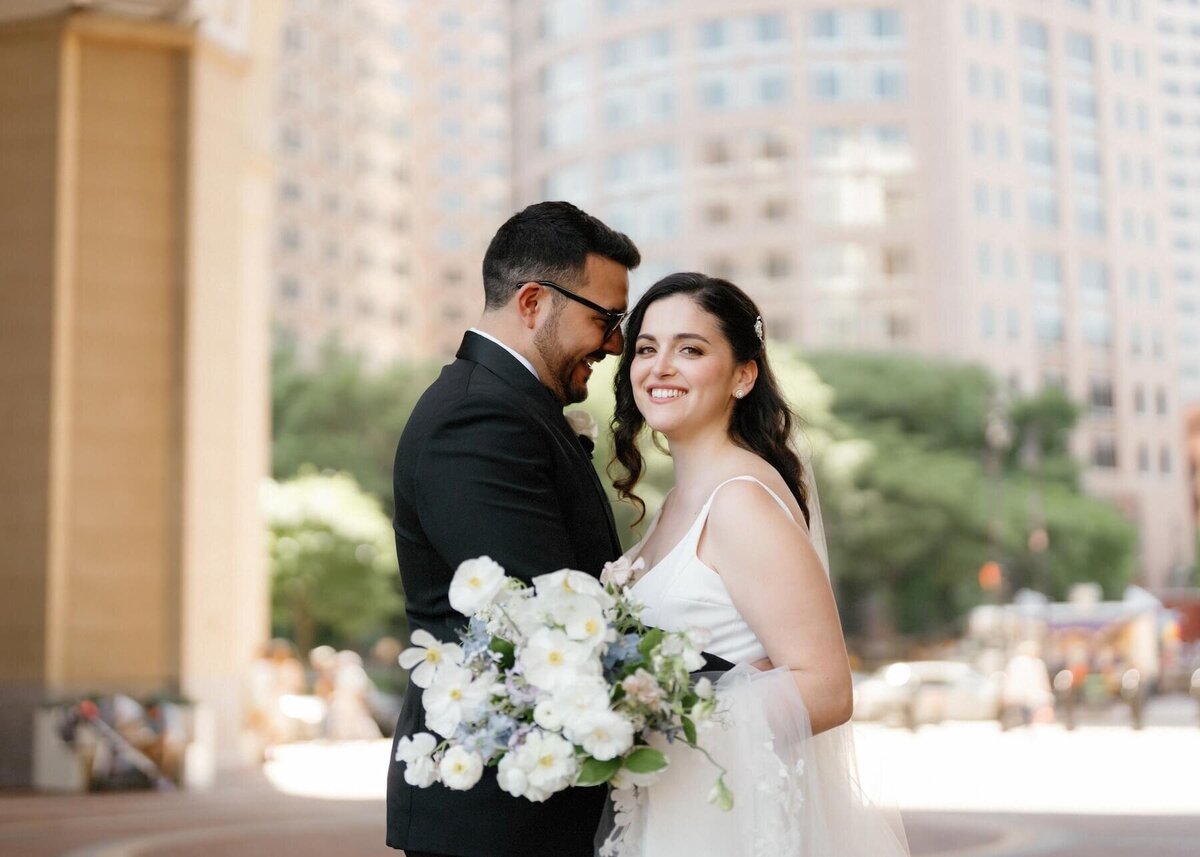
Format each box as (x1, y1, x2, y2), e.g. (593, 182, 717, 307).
(598, 273, 909, 856)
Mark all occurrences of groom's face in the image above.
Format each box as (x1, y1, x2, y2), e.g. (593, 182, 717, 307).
(534, 254, 629, 405)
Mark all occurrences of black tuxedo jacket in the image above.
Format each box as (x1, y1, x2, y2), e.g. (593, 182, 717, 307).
(387, 331, 621, 857)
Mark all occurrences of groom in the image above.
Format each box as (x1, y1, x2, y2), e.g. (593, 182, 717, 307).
(386, 202, 640, 857)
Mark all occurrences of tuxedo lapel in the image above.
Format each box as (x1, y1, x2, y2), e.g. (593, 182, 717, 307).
(456, 332, 621, 555)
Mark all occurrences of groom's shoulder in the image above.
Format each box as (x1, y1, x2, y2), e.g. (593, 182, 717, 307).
(405, 357, 536, 436)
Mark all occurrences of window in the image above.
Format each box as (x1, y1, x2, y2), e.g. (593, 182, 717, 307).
(1025, 127, 1056, 172)
(699, 19, 729, 51)
(1092, 438, 1118, 469)
(1080, 259, 1109, 300)
(1090, 378, 1114, 412)
(763, 198, 788, 220)
(1036, 305, 1065, 343)
(1022, 70, 1052, 113)
(1073, 137, 1102, 180)
(755, 68, 790, 105)
(1065, 32, 1094, 71)
(866, 9, 903, 43)
(811, 63, 849, 101)
(1082, 308, 1111, 346)
(1068, 81, 1098, 126)
(1029, 186, 1058, 227)
(1138, 444, 1150, 473)
(1077, 196, 1106, 236)
(868, 62, 905, 101)
(1032, 251, 1062, 293)
(1019, 19, 1049, 60)
(1159, 447, 1171, 474)
(704, 201, 731, 224)
(699, 74, 733, 110)
(754, 12, 786, 44)
(764, 253, 791, 278)
(811, 10, 845, 44)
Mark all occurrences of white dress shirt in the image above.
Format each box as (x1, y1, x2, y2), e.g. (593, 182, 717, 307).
(468, 328, 540, 380)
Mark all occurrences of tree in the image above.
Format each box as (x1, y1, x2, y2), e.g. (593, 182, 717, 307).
(262, 470, 404, 652)
(271, 343, 439, 513)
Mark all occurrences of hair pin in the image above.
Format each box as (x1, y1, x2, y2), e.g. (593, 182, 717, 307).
(754, 316, 764, 342)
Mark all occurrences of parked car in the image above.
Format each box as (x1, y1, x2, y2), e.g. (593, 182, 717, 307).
(853, 661, 1001, 727)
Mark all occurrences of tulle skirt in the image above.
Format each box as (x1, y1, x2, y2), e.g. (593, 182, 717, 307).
(596, 664, 910, 857)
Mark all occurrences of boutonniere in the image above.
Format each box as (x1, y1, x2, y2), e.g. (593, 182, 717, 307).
(564, 409, 599, 456)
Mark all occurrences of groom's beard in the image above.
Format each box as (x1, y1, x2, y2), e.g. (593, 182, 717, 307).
(534, 312, 594, 406)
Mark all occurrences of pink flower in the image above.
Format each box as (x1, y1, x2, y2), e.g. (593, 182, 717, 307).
(600, 556, 644, 588)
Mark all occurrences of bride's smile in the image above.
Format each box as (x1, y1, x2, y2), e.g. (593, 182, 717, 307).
(631, 294, 751, 440)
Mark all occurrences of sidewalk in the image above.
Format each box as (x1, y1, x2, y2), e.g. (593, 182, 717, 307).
(2, 700, 1196, 857)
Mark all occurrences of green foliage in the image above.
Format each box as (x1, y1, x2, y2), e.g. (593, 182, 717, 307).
(272, 343, 439, 513)
(263, 470, 403, 651)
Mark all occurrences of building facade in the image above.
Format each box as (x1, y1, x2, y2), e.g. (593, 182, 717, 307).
(0, 1, 276, 787)
(270, 0, 512, 365)
(511, 0, 1195, 588)
(1157, 0, 1200, 407)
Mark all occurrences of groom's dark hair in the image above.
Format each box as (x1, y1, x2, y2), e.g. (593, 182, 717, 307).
(481, 201, 640, 310)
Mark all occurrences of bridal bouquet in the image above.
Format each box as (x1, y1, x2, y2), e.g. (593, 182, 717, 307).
(395, 556, 732, 808)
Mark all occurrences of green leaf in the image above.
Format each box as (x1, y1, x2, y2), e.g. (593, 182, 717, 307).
(488, 637, 515, 669)
(623, 747, 668, 774)
(637, 628, 664, 659)
(576, 756, 622, 786)
(681, 716, 697, 745)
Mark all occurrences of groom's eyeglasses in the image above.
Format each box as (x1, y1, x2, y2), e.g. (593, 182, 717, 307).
(520, 280, 629, 341)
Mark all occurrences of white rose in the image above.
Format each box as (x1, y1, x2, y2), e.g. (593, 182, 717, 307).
(620, 669, 665, 709)
(403, 754, 439, 787)
(439, 746, 484, 790)
(398, 629, 464, 689)
(395, 731, 437, 764)
(570, 710, 634, 761)
(449, 557, 508, 616)
(533, 698, 562, 731)
(496, 753, 529, 798)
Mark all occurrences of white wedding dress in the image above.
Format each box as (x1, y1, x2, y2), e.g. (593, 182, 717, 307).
(596, 476, 910, 857)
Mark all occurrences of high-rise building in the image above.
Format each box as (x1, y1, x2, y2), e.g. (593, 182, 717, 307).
(511, 0, 1195, 588)
(1157, 0, 1200, 407)
(271, 0, 512, 366)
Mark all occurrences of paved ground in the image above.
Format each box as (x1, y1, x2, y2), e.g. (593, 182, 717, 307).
(1, 694, 1196, 857)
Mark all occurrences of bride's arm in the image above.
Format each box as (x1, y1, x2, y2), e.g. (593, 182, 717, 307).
(701, 482, 853, 736)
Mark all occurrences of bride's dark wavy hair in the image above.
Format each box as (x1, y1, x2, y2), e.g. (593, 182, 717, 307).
(611, 272, 810, 527)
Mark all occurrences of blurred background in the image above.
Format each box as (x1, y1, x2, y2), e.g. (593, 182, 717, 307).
(1, 0, 1199, 854)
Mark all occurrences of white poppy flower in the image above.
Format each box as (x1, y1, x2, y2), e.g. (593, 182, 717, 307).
(398, 630, 464, 689)
(533, 698, 563, 731)
(556, 596, 608, 647)
(533, 569, 613, 609)
(439, 745, 484, 790)
(519, 628, 598, 692)
(514, 730, 577, 797)
(552, 677, 612, 737)
(403, 754, 439, 787)
(449, 556, 508, 616)
(395, 731, 437, 764)
(423, 664, 491, 737)
(571, 710, 634, 761)
(610, 766, 663, 791)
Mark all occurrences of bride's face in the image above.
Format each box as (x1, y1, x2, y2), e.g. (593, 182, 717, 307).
(630, 294, 749, 438)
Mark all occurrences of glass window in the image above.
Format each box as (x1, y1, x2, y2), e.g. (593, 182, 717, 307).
(699, 18, 729, 51)
(810, 10, 845, 43)
(1080, 259, 1109, 300)
(1065, 32, 1094, 70)
(1022, 70, 1052, 113)
(699, 74, 733, 109)
(1073, 137, 1102, 180)
(754, 12, 786, 44)
(1091, 439, 1117, 469)
(1068, 81, 1098, 126)
(1019, 19, 1049, 60)
(868, 63, 906, 101)
(1036, 305, 1065, 343)
(1024, 127, 1056, 172)
(866, 8, 903, 42)
(1028, 186, 1059, 227)
(1077, 196, 1106, 235)
(811, 63, 849, 101)
(756, 69, 790, 105)
(977, 244, 993, 277)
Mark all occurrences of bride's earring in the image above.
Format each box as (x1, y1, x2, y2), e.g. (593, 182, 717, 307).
(734, 389, 745, 399)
